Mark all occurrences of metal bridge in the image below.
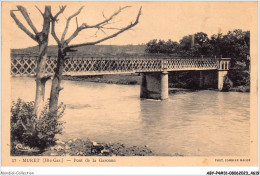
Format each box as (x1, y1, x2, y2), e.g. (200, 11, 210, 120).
(11, 54, 229, 77)
(11, 54, 231, 99)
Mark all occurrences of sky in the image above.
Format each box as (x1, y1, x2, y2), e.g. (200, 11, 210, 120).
(4, 1, 257, 49)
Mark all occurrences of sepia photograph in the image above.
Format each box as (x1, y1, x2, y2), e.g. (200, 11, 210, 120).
(1, 1, 258, 169)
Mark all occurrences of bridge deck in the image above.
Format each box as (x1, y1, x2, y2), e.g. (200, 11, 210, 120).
(11, 55, 219, 76)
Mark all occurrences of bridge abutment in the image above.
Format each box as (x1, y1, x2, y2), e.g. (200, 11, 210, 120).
(217, 58, 231, 90)
(218, 70, 228, 90)
(140, 71, 168, 100)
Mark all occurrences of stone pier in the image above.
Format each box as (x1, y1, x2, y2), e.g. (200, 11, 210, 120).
(140, 71, 169, 100)
(217, 58, 231, 90)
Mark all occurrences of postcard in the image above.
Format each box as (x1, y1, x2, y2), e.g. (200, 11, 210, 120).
(1, 1, 258, 168)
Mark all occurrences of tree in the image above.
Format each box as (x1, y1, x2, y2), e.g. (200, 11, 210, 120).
(11, 6, 51, 118)
(145, 39, 180, 54)
(210, 29, 250, 67)
(145, 29, 250, 89)
(194, 32, 212, 56)
(48, 6, 142, 113)
(179, 32, 212, 56)
(145, 39, 159, 53)
(179, 35, 192, 51)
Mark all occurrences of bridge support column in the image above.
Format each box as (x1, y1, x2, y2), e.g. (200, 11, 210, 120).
(161, 71, 169, 99)
(140, 71, 168, 100)
(218, 71, 228, 90)
(217, 58, 231, 90)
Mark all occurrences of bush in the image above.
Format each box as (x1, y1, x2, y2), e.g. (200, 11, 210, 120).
(228, 61, 250, 87)
(11, 99, 66, 155)
(222, 76, 233, 92)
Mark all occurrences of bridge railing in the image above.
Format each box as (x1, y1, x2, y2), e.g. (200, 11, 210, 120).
(11, 54, 219, 76)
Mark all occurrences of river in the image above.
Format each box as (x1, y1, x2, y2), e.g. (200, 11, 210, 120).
(11, 77, 250, 156)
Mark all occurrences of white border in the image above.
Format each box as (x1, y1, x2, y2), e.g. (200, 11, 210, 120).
(1, 0, 259, 175)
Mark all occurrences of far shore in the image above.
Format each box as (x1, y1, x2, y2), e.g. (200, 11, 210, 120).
(62, 74, 249, 93)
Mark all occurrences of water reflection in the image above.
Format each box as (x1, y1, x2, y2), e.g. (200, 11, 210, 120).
(11, 77, 250, 156)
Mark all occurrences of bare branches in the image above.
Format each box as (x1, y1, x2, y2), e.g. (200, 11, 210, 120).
(69, 7, 142, 49)
(50, 6, 67, 46)
(61, 6, 84, 43)
(10, 10, 37, 41)
(134, 6, 142, 24)
(17, 6, 39, 34)
(93, 6, 131, 28)
(35, 6, 44, 17)
(53, 5, 66, 20)
(49, 5, 141, 50)
(51, 19, 61, 45)
(65, 6, 133, 45)
(80, 6, 131, 30)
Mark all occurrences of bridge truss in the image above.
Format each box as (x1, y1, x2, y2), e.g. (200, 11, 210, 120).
(11, 55, 220, 76)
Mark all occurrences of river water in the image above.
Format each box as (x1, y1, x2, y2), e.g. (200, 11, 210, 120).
(11, 77, 250, 156)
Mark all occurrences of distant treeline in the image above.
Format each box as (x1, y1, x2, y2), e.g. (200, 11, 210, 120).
(146, 29, 250, 67)
(145, 29, 250, 90)
(11, 45, 147, 57)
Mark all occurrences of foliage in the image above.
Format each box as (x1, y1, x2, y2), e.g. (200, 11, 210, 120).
(146, 39, 179, 54)
(11, 99, 66, 154)
(210, 30, 250, 67)
(227, 61, 250, 87)
(145, 29, 250, 88)
(222, 76, 233, 92)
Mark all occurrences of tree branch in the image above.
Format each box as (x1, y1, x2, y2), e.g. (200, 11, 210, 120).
(35, 6, 44, 17)
(10, 10, 37, 42)
(69, 7, 142, 49)
(51, 19, 61, 45)
(54, 5, 67, 19)
(82, 6, 131, 29)
(102, 27, 134, 31)
(76, 17, 79, 28)
(17, 6, 39, 34)
(50, 6, 67, 46)
(42, 75, 52, 83)
(65, 6, 132, 45)
(61, 6, 84, 43)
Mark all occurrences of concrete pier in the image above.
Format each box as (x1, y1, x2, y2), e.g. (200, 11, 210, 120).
(140, 71, 169, 100)
(160, 71, 169, 99)
(217, 58, 231, 90)
(218, 71, 228, 90)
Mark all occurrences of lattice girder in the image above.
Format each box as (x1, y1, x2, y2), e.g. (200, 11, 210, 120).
(11, 55, 220, 76)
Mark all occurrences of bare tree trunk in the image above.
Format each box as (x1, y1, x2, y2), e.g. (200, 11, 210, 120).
(33, 7, 51, 118)
(49, 48, 65, 113)
(34, 44, 48, 117)
(48, 6, 142, 115)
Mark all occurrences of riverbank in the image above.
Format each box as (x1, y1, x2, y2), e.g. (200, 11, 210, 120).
(230, 85, 250, 92)
(62, 74, 249, 93)
(63, 74, 141, 85)
(41, 138, 154, 156)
